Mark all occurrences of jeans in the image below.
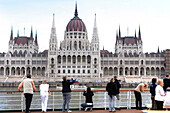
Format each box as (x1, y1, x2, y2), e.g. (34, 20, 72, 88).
(116, 94, 120, 108)
(24, 93, 33, 113)
(81, 103, 93, 109)
(151, 96, 157, 110)
(134, 91, 142, 109)
(62, 92, 71, 111)
(41, 95, 48, 112)
(108, 95, 116, 111)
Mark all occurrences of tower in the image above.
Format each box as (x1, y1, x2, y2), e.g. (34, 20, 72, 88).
(91, 14, 101, 78)
(8, 26, 13, 53)
(46, 14, 58, 77)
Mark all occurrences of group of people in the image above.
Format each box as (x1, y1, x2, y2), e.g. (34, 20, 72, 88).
(150, 75, 170, 110)
(134, 75, 170, 111)
(18, 74, 170, 113)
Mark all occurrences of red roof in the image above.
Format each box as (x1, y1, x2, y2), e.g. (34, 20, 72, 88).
(122, 37, 138, 45)
(15, 37, 29, 45)
(66, 17, 86, 32)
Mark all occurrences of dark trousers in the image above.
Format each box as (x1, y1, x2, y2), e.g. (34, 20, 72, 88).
(151, 96, 157, 110)
(156, 101, 163, 110)
(24, 93, 33, 113)
(134, 91, 142, 109)
(81, 103, 93, 109)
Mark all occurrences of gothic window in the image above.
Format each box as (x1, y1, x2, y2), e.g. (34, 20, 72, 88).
(63, 70, 65, 73)
(51, 58, 54, 64)
(51, 70, 54, 73)
(74, 41, 77, 50)
(70, 41, 72, 50)
(78, 70, 80, 73)
(6, 60, 9, 65)
(88, 70, 90, 73)
(94, 58, 97, 64)
(79, 41, 81, 50)
(58, 70, 60, 73)
(27, 60, 30, 65)
(87, 55, 91, 64)
(120, 60, 123, 65)
(68, 70, 70, 73)
(94, 70, 97, 73)
(73, 70, 75, 73)
(141, 60, 144, 65)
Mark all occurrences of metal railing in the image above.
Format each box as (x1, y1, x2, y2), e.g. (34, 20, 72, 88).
(0, 90, 151, 111)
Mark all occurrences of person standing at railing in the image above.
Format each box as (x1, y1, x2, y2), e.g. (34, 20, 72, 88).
(155, 79, 166, 110)
(134, 83, 148, 110)
(40, 80, 49, 112)
(114, 76, 121, 110)
(106, 78, 117, 112)
(81, 87, 94, 111)
(163, 75, 170, 92)
(62, 76, 75, 113)
(18, 74, 36, 113)
(150, 78, 157, 110)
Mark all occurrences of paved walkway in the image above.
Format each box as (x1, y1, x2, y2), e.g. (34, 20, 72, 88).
(3, 109, 143, 113)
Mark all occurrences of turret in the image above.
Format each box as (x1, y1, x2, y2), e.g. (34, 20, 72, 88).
(35, 30, 38, 45)
(10, 26, 13, 40)
(30, 26, 33, 40)
(138, 26, 141, 40)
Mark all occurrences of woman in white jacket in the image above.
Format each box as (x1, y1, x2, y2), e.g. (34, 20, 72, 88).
(40, 80, 49, 112)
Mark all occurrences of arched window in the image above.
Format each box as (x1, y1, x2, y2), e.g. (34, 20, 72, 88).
(51, 58, 54, 64)
(74, 41, 77, 50)
(79, 41, 81, 50)
(27, 60, 30, 65)
(141, 60, 144, 65)
(94, 58, 97, 64)
(70, 41, 72, 50)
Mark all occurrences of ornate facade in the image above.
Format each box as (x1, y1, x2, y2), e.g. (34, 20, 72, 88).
(0, 3, 165, 82)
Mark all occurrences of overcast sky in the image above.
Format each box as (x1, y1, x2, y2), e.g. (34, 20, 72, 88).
(0, 0, 169, 53)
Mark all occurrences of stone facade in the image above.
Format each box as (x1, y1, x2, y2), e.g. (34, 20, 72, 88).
(0, 4, 166, 82)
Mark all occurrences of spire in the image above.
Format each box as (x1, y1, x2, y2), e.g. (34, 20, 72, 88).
(116, 30, 118, 44)
(92, 13, 99, 43)
(94, 13, 97, 28)
(30, 26, 33, 40)
(118, 25, 121, 40)
(135, 29, 136, 37)
(157, 46, 160, 53)
(17, 30, 19, 37)
(52, 13, 55, 28)
(35, 30, 38, 45)
(103, 46, 104, 50)
(138, 25, 141, 40)
(10, 26, 13, 40)
(74, 1, 78, 17)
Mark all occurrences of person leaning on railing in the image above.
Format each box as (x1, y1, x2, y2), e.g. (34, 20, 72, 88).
(62, 76, 75, 113)
(18, 74, 36, 113)
(114, 76, 121, 110)
(155, 79, 166, 110)
(81, 87, 94, 111)
(40, 80, 49, 112)
(134, 83, 148, 110)
(150, 78, 157, 110)
(106, 78, 117, 112)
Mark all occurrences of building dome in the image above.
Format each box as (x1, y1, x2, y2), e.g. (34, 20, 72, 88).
(66, 17, 86, 32)
(66, 3, 86, 32)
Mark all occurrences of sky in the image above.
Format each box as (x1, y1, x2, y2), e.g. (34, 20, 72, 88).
(0, 0, 170, 53)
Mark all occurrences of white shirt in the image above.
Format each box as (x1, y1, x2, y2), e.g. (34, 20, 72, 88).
(40, 84, 49, 96)
(155, 85, 165, 101)
(23, 78, 33, 94)
(164, 92, 170, 106)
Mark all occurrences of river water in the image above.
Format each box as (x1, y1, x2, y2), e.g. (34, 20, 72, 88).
(0, 87, 151, 110)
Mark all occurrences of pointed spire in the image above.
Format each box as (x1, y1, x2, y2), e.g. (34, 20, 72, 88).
(52, 13, 55, 28)
(103, 46, 104, 50)
(94, 13, 97, 28)
(74, 1, 78, 17)
(157, 46, 160, 53)
(17, 30, 19, 37)
(30, 26, 33, 40)
(10, 26, 13, 40)
(35, 30, 38, 45)
(135, 29, 136, 37)
(138, 25, 141, 40)
(116, 30, 118, 44)
(118, 25, 121, 40)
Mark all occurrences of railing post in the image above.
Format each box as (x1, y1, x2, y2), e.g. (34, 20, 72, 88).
(127, 90, 129, 109)
(53, 92, 54, 111)
(79, 92, 81, 110)
(104, 92, 107, 110)
(21, 93, 24, 112)
(129, 90, 131, 109)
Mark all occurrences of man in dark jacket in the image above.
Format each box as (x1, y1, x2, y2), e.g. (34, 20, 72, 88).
(62, 76, 75, 113)
(106, 78, 117, 112)
(163, 75, 170, 91)
(114, 76, 121, 110)
(150, 78, 157, 110)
